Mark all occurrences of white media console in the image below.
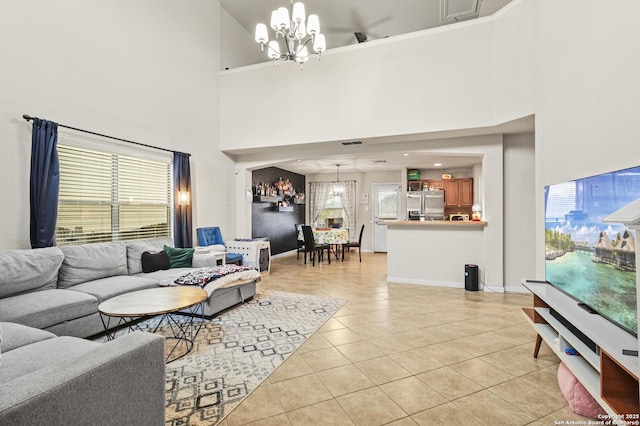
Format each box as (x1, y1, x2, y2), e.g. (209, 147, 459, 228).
(521, 279, 639, 417)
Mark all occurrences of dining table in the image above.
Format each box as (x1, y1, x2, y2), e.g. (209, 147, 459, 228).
(299, 228, 350, 259)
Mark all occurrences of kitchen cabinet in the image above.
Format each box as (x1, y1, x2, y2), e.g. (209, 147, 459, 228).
(427, 179, 444, 190)
(407, 179, 444, 191)
(443, 178, 473, 207)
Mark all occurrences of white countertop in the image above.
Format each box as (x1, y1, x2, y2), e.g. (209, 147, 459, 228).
(385, 220, 487, 227)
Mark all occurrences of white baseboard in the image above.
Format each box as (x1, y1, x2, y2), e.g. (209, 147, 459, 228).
(503, 284, 529, 293)
(386, 276, 463, 289)
(482, 284, 505, 293)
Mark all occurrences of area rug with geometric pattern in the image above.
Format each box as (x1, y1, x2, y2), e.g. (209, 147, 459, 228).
(159, 291, 345, 425)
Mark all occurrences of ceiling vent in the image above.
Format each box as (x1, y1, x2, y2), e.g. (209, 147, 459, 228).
(440, 0, 481, 23)
(341, 140, 364, 146)
(372, 160, 387, 164)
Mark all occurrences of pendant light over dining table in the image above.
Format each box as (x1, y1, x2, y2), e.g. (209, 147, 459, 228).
(334, 164, 344, 193)
(254, 1, 326, 69)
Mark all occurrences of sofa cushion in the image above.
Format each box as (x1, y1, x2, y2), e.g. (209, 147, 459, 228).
(0, 247, 64, 298)
(67, 275, 159, 303)
(58, 242, 128, 288)
(164, 245, 195, 268)
(0, 289, 98, 330)
(0, 322, 56, 353)
(0, 336, 100, 384)
(126, 237, 174, 275)
(142, 250, 170, 273)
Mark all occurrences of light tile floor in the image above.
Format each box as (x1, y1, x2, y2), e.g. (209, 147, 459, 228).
(221, 252, 592, 426)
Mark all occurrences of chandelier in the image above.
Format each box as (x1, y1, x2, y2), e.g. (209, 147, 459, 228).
(334, 164, 344, 193)
(254, 1, 326, 69)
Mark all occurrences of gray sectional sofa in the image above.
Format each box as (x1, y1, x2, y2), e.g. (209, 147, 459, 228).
(0, 237, 259, 425)
(0, 237, 258, 337)
(0, 322, 165, 426)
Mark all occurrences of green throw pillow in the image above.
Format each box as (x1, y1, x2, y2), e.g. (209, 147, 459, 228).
(163, 245, 195, 268)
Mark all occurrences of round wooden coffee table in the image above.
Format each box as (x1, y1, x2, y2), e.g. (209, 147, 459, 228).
(98, 287, 207, 362)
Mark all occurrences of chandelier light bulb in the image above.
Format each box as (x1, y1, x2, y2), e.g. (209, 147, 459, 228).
(255, 23, 268, 45)
(268, 41, 281, 59)
(307, 14, 320, 35)
(313, 33, 326, 53)
(292, 2, 305, 24)
(270, 10, 279, 31)
(295, 21, 306, 40)
(277, 7, 290, 31)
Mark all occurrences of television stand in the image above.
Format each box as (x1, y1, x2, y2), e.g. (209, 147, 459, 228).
(521, 279, 639, 417)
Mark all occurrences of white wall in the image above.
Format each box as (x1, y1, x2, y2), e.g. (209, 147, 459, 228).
(533, 0, 640, 277)
(0, 0, 230, 249)
(503, 133, 536, 290)
(491, 0, 535, 124)
(220, 7, 266, 70)
(219, 6, 534, 151)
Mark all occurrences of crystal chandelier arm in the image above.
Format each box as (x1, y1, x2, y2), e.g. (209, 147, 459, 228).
(292, 35, 313, 56)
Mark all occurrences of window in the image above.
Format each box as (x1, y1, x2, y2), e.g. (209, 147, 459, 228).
(317, 185, 349, 228)
(56, 143, 172, 245)
(377, 189, 399, 220)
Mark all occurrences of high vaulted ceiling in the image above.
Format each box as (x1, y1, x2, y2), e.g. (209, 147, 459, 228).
(220, 0, 521, 175)
(221, 0, 513, 53)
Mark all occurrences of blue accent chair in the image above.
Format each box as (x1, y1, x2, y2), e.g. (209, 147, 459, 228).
(196, 227, 243, 265)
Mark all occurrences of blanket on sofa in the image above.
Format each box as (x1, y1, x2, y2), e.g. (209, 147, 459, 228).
(158, 265, 261, 296)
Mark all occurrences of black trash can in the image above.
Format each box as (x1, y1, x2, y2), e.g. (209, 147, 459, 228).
(465, 264, 479, 291)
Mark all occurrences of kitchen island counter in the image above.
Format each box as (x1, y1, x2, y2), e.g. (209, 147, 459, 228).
(385, 220, 487, 227)
(386, 218, 500, 291)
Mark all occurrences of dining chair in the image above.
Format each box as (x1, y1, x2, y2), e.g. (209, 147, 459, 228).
(342, 224, 365, 262)
(301, 225, 331, 266)
(295, 224, 305, 259)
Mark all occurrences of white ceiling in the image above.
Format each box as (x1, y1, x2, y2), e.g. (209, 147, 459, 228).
(220, 0, 520, 175)
(284, 151, 483, 176)
(221, 0, 513, 51)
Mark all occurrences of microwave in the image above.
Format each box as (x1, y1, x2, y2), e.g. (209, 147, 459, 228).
(450, 214, 470, 221)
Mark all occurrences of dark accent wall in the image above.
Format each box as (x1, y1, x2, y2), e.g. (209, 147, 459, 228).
(252, 167, 305, 255)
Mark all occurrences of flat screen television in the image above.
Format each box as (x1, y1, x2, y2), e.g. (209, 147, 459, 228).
(544, 165, 639, 337)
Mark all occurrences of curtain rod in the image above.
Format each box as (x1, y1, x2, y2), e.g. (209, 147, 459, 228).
(22, 114, 189, 157)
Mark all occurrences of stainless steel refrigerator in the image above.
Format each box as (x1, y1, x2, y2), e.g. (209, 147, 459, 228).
(406, 190, 444, 220)
(422, 190, 445, 220)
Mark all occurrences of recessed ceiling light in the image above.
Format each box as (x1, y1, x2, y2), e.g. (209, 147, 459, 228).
(403, 153, 409, 157)
(434, 163, 442, 167)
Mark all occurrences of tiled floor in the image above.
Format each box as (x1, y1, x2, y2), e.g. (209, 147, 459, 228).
(220, 251, 591, 426)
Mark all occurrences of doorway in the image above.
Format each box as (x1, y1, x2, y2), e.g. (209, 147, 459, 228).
(372, 183, 402, 252)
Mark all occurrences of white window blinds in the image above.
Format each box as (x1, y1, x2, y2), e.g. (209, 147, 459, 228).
(56, 144, 172, 245)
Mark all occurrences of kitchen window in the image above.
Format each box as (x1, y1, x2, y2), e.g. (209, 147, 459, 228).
(56, 139, 172, 245)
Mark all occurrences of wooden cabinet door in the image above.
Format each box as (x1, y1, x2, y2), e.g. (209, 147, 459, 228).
(443, 179, 460, 207)
(427, 179, 444, 190)
(459, 178, 473, 206)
